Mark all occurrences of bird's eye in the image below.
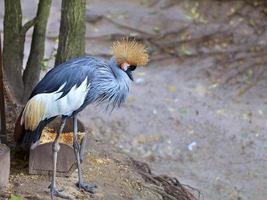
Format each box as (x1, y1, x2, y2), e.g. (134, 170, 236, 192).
(128, 65, 136, 71)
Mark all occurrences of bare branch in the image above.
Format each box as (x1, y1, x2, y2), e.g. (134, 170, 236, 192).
(21, 17, 36, 36)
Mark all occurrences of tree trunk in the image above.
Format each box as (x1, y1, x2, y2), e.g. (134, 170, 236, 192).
(3, 0, 25, 104)
(22, 0, 52, 101)
(55, 0, 86, 66)
(0, 35, 6, 143)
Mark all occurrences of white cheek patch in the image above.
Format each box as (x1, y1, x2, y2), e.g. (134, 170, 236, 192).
(121, 62, 130, 71)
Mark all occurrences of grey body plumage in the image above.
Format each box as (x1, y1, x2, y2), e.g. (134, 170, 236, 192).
(32, 56, 131, 113)
(21, 56, 131, 145)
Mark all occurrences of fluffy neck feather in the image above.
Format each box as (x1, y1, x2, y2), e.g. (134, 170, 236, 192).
(90, 57, 131, 110)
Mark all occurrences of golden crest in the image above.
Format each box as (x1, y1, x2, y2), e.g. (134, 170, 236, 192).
(112, 38, 149, 66)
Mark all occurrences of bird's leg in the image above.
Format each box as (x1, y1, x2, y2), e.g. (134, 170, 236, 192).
(50, 117, 70, 200)
(73, 114, 97, 193)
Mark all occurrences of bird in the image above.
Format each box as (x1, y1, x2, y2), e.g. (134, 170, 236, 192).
(14, 39, 149, 199)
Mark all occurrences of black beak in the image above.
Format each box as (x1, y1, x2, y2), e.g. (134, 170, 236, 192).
(125, 65, 136, 81)
(126, 69, 134, 81)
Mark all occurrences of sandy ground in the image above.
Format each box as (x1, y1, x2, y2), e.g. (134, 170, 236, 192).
(1, 0, 267, 200)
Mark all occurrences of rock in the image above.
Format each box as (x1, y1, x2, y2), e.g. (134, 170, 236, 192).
(29, 118, 87, 177)
(0, 144, 10, 191)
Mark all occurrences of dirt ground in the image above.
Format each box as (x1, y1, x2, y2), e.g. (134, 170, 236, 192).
(1, 0, 267, 200)
(5, 138, 192, 200)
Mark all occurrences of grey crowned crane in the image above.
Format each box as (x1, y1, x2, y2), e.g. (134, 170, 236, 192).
(14, 39, 149, 199)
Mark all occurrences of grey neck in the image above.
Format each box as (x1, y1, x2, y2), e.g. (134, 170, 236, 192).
(89, 57, 131, 110)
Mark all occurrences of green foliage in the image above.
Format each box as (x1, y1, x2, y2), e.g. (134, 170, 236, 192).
(9, 196, 23, 200)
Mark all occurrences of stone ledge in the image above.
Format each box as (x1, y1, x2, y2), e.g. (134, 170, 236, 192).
(0, 144, 10, 191)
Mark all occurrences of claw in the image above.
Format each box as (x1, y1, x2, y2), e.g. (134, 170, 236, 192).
(50, 186, 72, 200)
(76, 182, 97, 193)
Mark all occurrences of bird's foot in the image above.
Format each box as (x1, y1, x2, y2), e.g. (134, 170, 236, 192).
(75, 182, 97, 193)
(50, 186, 71, 200)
